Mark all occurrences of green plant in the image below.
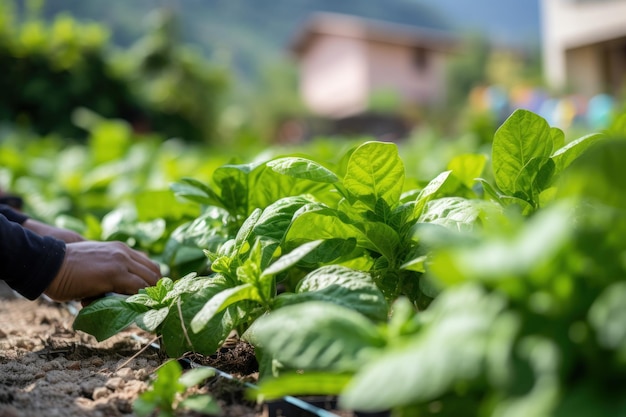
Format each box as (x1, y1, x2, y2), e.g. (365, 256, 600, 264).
(134, 360, 219, 417)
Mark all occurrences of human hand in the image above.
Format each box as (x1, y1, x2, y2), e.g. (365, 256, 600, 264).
(44, 241, 161, 302)
(22, 218, 85, 243)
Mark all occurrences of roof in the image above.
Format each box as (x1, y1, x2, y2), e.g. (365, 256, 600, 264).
(290, 12, 460, 56)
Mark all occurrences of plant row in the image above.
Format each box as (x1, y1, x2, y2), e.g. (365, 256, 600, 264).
(67, 109, 626, 415)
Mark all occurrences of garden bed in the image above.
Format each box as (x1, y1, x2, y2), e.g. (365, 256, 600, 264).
(0, 283, 263, 417)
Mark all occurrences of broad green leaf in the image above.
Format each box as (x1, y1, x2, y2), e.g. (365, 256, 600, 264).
(447, 154, 487, 189)
(256, 372, 353, 400)
(285, 205, 362, 247)
(179, 367, 216, 387)
(191, 284, 261, 333)
(418, 197, 481, 232)
(267, 157, 339, 183)
(253, 196, 311, 242)
(144, 277, 174, 303)
(512, 155, 555, 205)
(73, 297, 149, 341)
(532, 158, 555, 193)
(262, 240, 323, 277)
(244, 302, 385, 372)
(135, 189, 197, 221)
(357, 221, 401, 263)
(429, 204, 572, 289)
(179, 394, 221, 415)
(125, 293, 162, 308)
(213, 162, 263, 216)
(340, 285, 508, 412)
(134, 360, 184, 416)
(162, 208, 231, 264)
(250, 164, 333, 209)
(413, 170, 453, 219)
(277, 265, 389, 321)
(170, 177, 222, 206)
(476, 178, 504, 204)
(343, 141, 405, 210)
(492, 109, 553, 196)
(557, 139, 626, 210)
(233, 208, 262, 252)
(161, 287, 235, 357)
(300, 238, 358, 265)
(400, 255, 427, 273)
(551, 132, 603, 174)
(161, 274, 222, 304)
(550, 127, 565, 150)
(589, 282, 626, 350)
(136, 307, 169, 332)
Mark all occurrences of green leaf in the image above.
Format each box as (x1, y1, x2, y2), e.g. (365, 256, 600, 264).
(136, 307, 169, 332)
(256, 372, 353, 400)
(340, 285, 508, 412)
(551, 132, 603, 174)
(179, 394, 221, 415)
(161, 287, 235, 357)
(447, 154, 487, 189)
(244, 301, 385, 372)
(179, 367, 216, 387)
(262, 240, 323, 277)
(232, 208, 262, 253)
(550, 127, 565, 150)
(267, 157, 339, 183)
(589, 282, 626, 350)
(73, 297, 149, 341)
(557, 138, 626, 210)
(253, 196, 311, 243)
(134, 360, 184, 417)
(191, 284, 261, 333)
(285, 205, 362, 246)
(418, 197, 482, 232)
(299, 238, 357, 265)
(171, 177, 222, 206)
(144, 277, 174, 303)
(413, 170, 453, 219)
(429, 204, 572, 288)
(358, 221, 401, 263)
(492, 109, 553, 197)
(277, 265, 389, 322)
(213, 162, 263, 216)
(343, 141, 405, 210)
(161, 274, 221, 304)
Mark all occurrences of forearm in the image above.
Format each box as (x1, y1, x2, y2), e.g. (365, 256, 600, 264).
(0, 214, 66, 300)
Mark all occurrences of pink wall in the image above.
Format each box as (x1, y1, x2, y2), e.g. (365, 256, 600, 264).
(297, 33, 450, 117)
(365, 40, 447, 105)
(299, 34, 368, 117)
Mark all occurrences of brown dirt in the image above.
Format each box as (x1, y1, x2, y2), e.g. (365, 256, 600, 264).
(0, 283, 366, 417)
(0, 282, 263, 417)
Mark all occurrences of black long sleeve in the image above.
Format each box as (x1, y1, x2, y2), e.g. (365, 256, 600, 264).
(0, 214, 66, 300)
(0, 204, 28, 224)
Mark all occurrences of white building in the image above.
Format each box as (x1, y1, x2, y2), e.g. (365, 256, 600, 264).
(541, 0, 626, 96)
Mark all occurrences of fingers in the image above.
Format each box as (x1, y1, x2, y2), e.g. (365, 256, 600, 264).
(127, 259, 161, 287)
(127, 248, 161, 285)
(113, 273, 153, 295)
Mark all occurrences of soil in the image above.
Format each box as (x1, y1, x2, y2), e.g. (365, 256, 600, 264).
(0, 282, 262, 417)
(0, 282, 365, 417)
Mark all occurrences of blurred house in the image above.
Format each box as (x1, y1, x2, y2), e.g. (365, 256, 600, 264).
(289, 12, 459, 123)
(541, 0, 626, 96)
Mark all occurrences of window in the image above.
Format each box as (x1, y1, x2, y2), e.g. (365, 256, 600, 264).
(414, 47, 429, 72)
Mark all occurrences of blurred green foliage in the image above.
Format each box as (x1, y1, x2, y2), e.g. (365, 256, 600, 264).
(0, 1, 227, 142)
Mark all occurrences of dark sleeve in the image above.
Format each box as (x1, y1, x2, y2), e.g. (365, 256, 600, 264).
(0, 204, 28, 224)
(0, 214, 66, 300)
